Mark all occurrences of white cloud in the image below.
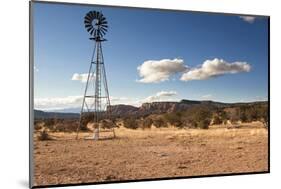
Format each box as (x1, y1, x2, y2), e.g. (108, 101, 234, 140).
(180, 58, 251, 82)
(35, 91, 179, 111)
(110, 96, 132, 105)
(254, 96, 268, 101)
(110, 96, 142, 107)
(35, 96, 83, 111)
(71, 73, 95, 83)
(111, 91, 178, 106)
(34, 65, 39, 72)
(201, 94, 213, 100)
(239, 16, 256, 23)
(35, 95, 139, 111)
(239, 96, 268, 103)
(110, 96, 129, 102)
(137, 58, 188, 83)
(143, 90, 178, 103)
(156, 91, 177, 96)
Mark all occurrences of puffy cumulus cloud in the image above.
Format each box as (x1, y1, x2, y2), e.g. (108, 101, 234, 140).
(71, 73, 95, 83)
(143, 90, 178, 102)
(239, 16, 256, 23)
(180, 58, 251, 82)
(35, 96, 83, 111)
(137, 58, 188, 83)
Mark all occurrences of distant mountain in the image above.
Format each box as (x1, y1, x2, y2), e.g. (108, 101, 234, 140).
(49, 107, 81, 113)
(110, 104, 139, 116)
(180, 99, 227, 106)
(35, 99, 268, 119)
(34, 110, 79, 119)
(108, 99, 267, 117)
(180, 99, 268, 107)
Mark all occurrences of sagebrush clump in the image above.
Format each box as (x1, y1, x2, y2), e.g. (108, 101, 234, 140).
(38, 129, 52, 141)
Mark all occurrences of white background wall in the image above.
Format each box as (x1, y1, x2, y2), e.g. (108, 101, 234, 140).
(0, 0, 279, 188)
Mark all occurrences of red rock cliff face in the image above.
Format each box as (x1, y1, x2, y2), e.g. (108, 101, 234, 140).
(107, 100, 268, 118)
(139, 102, 186, 113)
(109, 104, 139, 116)
(110, 101, 194, 117)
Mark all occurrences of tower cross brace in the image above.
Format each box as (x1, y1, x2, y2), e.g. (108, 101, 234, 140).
(76, 38, 115, 140)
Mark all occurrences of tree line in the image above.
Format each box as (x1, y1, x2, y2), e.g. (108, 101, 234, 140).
(34, 104, 268, 132)
(123, 104, 268, 129)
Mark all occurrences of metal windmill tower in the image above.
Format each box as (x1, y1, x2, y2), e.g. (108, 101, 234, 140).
(76, 10, 115, 140)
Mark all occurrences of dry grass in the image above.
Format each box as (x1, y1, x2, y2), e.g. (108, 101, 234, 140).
(33, 122, 268, 186)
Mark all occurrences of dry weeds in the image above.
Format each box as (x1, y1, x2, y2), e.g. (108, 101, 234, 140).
(33, 122, 268, 186)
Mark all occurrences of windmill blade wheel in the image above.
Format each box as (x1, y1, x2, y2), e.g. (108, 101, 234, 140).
(84, 10, 108, 39)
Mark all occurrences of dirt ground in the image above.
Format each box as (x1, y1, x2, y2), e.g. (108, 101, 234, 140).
(33, 122, 268, 186)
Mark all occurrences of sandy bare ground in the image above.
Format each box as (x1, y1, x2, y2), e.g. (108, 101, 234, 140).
(33, 122, 268, 186)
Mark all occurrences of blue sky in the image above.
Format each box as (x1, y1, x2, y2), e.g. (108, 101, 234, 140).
(33, 2, 269, 111)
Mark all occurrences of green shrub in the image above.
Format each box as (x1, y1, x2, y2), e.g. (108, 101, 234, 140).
(212, 115, 222, 125)
(219, 111, 228, 124)
(153, 117, 167, 128)
(34, 122, 42, 131)
(123, 117, 138, 129)
(188, 106, 212, 129)
(238, 107, 248, 122)
(198, 120, 210, 129)
(164, 112, 183, 128)
(43, 118, 55, 130)
(257, 105, 268, 128)
(141, 118, 153, 129)
(38, 129, 52, 141)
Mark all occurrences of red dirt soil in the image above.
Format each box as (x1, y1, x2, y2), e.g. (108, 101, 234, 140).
(33, 124, 268, 186)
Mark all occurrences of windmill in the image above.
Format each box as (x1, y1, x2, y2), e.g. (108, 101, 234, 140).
(76, 10, 115, 140)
